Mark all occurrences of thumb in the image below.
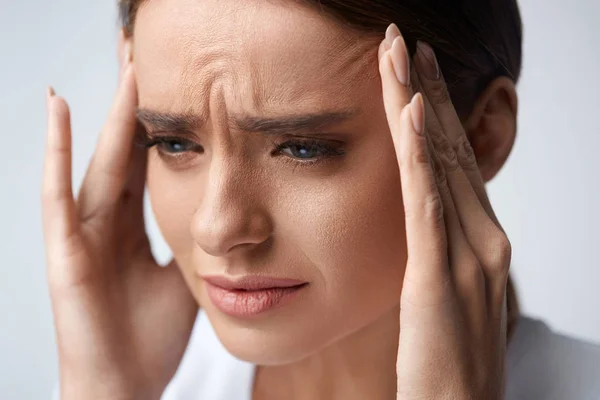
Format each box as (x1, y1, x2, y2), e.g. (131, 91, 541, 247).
(117, 28, 132, 81)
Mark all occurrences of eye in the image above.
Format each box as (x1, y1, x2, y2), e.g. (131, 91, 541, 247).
(135, 134, 202, 155)
(275, 139, 344, 164)
(155, 138, 196, 154)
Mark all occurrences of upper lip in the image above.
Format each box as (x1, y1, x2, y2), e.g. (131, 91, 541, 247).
(201, 275, 308, 291)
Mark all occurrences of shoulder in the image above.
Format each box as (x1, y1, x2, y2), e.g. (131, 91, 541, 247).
(505, 315, 600, 400)
(161, 310, 255, 400)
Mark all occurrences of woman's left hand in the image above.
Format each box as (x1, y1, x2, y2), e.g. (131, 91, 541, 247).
(378, 24, 512, 399)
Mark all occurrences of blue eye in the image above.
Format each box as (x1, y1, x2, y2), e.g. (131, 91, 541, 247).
(157, 139, 193, 154)
(276, 139, 344, 162)
(135, 134, 200, 154)
(283, 143, 321, 159)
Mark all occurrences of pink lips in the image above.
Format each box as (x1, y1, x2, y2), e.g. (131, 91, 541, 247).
(201, 275, 308, 318)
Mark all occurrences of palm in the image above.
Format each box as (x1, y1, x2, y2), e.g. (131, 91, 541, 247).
(43, 61, 198, 398)
(49, 221, 197, 395)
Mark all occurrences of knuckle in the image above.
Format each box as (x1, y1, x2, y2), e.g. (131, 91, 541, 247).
(403, 191, 444, 225)
(413, 146, 431, 166)
(428, 83, 451, 105)
(484, 233, 512, 274)
(400, 140, 430, 169)
(432, 153, 447, 186)
(422, 192, 445, 223)
(401, 270, 454, 310)
(79, 203, 113, 225)
(455, 258, 485, 292)
(455, 137, 479, 172)
(498, 236, 513, 263)
(431, 131, 460, 172)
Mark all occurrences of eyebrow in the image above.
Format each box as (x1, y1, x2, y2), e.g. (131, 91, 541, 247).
(136, 108, 361, 136)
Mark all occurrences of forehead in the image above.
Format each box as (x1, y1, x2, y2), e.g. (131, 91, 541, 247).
(133, 0, 380, 116)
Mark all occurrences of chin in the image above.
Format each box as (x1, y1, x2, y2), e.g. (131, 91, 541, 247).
(205, 307, 336, 366)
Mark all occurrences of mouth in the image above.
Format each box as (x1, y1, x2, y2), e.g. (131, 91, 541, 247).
(201, 275, 309, 318)
(201, 274, 308, 291)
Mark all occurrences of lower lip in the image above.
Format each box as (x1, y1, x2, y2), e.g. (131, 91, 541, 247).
(205, 282, 307, 318)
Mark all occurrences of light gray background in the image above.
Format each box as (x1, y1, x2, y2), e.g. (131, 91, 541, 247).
(1, 0, 599, 398)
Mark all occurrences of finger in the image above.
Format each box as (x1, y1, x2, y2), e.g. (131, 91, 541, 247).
(392, 92, 451, 308)
(413, 45, 502, 256)
(378, 23, 401, 63)
(414, 41, 504, 233)
(379, 33, 451, 306)
(119, 124, 151, 260)
(124, 124, 148, 199)
(431, 146, 488, 337)
(379, 36, 447, 287)
(117, 29, 132, 81)
(409, 63, 439, 175)
(412, 66, 488, 330)
(413, 47, 511, 306)
(378, 29, 412, 115)
(42, 87, 79, 248)
(77, 62, 138, 221)
(411, 65, 492, 255)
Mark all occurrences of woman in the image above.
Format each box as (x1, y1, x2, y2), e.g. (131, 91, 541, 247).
(44, 0, 600, 399)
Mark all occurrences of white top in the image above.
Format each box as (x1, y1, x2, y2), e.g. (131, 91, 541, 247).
(53, 311, 600, 399)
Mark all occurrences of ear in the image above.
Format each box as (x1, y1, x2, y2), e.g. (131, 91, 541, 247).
(463, 76, 518, 183)
(117, 28, 133, 75)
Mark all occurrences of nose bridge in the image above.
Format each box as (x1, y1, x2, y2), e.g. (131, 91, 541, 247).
(205, 157, 251, 216)
(192, 156, 271, 256)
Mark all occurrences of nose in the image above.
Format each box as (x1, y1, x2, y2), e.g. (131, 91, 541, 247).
(191, 161, 273, 257)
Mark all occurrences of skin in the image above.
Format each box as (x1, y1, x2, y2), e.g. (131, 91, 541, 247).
(42, 0, 518, 399)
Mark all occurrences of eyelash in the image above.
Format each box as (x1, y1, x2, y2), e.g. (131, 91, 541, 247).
(134, 133, 345, 168)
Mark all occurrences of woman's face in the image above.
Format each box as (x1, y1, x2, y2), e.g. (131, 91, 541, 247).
(135, 0, 407, 364)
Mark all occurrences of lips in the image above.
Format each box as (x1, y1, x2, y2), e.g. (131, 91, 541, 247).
(201, 275, 308, 291)
(201, 274, 309, 318)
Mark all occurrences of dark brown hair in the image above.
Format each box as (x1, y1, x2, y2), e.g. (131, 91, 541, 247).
(118, 0, 522, 341)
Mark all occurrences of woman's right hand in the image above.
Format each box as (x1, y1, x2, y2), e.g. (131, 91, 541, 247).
(42, 55, 199, 400)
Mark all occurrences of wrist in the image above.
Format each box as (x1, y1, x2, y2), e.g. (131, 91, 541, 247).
(59, 375, 161, 400)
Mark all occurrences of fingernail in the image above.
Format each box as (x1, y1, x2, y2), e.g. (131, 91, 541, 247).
(46, 86, 55, 115)
(410, 93, 424, 135)
(46, 86, 55, 101)
(416, 41, 440, 80)
(385, 23, 401, 49)
(391, 36, 410, 86)
(379, 23, 401, 62)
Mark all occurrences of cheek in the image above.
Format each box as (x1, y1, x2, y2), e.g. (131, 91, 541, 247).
(146, 155, 200, 259)
(278, 147, 407, 313)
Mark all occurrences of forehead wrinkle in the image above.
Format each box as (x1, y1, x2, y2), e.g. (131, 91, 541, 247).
(247, 57, 272, 116)
(138, 0, 379, 124)
(323, 34, 381, 85)
(178, 42, 241, 119)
